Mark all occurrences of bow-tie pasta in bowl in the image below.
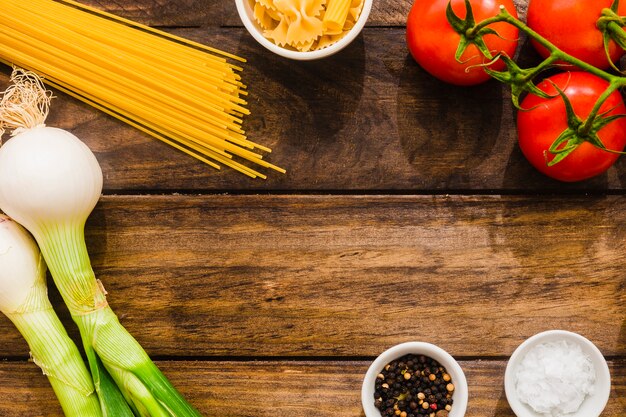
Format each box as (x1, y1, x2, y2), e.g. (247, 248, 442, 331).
(235, 0, 372, 60)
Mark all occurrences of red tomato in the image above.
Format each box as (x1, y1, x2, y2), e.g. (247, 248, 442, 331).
(527, 0, 626, 70)
(517, 72, 626, 182)
(406, 0, 519, 86)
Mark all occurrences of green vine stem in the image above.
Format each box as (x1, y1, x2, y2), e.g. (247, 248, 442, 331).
(578, 81, 622, 136)
(447, 0, 626, 162)
(598, 0, 626, 71)
(467, 5, 624, 82)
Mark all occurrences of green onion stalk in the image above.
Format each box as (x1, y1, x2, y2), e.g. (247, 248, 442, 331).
(0, 68, 202, 416)
(0, 215, 102, 417)
(446, 0, 626, 161)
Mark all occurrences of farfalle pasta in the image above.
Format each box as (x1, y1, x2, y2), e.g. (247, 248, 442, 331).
(251, 0, 364, 51)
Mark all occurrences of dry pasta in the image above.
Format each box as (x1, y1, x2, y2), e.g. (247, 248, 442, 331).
(0, 0, 284, 179)
(252, 0, 364, 52)
(323, 0, 352, 34)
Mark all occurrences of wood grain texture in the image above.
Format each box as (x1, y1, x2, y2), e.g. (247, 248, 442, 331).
(2, 26, 624, 192)
(0, 0, 618, 191)
(0, 195, 623, 357)
(0, 359, 623, 416)
(78, 0, 224, 27)
(80, 0, 530, 27)
(0, 1, 623, 415)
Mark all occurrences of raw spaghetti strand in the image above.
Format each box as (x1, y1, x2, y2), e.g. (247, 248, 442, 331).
(0, 59, 279, 179)
(0, 0, 284, 177)
(3, 1, 250, 140)
(59, 0, 246, 62)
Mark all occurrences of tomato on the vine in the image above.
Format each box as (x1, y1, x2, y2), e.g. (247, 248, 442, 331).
(527, 0, 626, 70)
(406, 0, 519, 86)
(517, 71, 626, 182)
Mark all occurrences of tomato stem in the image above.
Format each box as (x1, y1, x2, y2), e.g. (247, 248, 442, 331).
(598, 5, 626, 48)
(471, 8, 621, 83)
(449, 0, 626, 164)
(578, 80, 626, 136)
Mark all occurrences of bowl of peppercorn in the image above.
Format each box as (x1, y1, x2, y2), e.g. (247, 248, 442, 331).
(362, 342, 468, 417)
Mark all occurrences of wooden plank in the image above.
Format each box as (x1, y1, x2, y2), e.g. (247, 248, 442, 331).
(2, 24, 622, 192)
(77, 0, 412, 27)
(0, 359, 623, 416)
(77, 0, 530, 27)
(0, 195, 624, 357)
(76, 0, 225, 27)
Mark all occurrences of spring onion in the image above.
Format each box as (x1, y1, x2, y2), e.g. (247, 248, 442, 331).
(0, 68, 202, 416)
(0, 214, 102, 417)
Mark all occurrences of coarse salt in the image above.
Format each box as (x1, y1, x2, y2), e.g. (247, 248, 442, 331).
(515, 339, 595, 417)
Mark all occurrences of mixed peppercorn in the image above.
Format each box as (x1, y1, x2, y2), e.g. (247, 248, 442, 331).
(373, 354, 454, 417)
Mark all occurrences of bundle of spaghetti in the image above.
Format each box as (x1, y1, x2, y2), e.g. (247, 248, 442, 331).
(0, 0, 284, 178)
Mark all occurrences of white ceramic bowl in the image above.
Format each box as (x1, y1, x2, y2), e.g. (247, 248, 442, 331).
(362, 342, 468, 417)
(234, 0, 373, 60)
(504, 330, 611, 417)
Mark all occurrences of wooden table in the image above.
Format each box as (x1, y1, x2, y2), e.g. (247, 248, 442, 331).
(0, 1, 624, 416)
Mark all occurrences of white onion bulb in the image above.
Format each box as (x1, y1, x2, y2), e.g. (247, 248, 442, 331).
(0, 214, 45, 314)
(0, 126, 103, 235)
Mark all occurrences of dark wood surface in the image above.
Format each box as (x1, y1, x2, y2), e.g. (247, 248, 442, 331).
(1, 360, 624, 416)
(1, 195, 625, 357)
(0, 1, 624, 416)
(19, 27, 626, 192)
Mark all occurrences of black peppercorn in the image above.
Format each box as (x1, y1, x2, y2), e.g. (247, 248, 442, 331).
(373, 354, 454, 417)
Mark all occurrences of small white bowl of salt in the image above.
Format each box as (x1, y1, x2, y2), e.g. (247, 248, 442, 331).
(504, 330, 611, 417)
